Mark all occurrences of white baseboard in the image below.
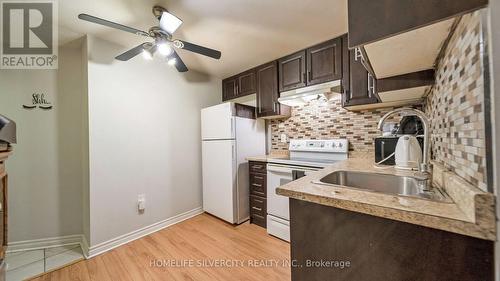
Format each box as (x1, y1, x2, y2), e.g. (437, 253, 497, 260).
(7, 234, 84, 253)
(87, 207, 203, 258)
(6, 207, 203, 258)
(80, 235, 90, 258)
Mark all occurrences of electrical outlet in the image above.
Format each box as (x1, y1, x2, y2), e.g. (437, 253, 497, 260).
(138, 194, 146, 213)
(280, 133, 287, 143)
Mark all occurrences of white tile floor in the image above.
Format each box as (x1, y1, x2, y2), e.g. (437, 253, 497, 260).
(5, 245, 84, 281)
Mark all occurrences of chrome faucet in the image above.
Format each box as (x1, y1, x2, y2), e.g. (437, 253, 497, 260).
(377, 108, 432, 188)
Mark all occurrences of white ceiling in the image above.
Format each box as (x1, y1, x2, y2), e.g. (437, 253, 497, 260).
(59, 0, 347, 78)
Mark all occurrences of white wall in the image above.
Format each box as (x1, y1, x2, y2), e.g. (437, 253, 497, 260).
(85, 36, 221, 246)
(0, 40, 86, 242)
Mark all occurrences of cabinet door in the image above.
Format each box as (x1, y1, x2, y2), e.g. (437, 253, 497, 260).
(222, 77, 237, 101)
(278, 50, 306, 92)
(238, 69, 256, 96)
(256, 61, 283, 117)
(342, 48, 379, 107)
(306, 38, 342, 85)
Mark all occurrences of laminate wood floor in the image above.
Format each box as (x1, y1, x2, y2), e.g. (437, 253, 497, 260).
(30, 213, 291, 281)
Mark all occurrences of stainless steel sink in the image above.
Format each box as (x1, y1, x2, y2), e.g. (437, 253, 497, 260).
(313, 171, 452, 203)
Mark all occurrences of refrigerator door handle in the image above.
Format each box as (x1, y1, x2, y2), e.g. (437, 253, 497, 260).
(232, 143, 236, 165)
(230, 117, 235, 139)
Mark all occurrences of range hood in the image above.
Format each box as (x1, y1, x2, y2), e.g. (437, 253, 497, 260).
(278, 80, 342, 107)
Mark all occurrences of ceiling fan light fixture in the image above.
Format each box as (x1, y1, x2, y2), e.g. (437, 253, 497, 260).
(160, 11, 183, 34)
(167, 57, 177, 66)
(157, 43, 173, 56)
(142, 49, 153, 60)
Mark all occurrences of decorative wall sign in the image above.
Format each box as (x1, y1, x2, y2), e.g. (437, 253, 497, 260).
(22, 93, 53, 110)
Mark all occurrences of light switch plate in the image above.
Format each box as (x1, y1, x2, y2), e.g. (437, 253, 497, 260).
(280, 133, 287, 143)
(138, 194, 146, 212)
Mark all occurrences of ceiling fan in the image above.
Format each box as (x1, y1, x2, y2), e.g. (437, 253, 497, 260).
(78, 6, 222, 72)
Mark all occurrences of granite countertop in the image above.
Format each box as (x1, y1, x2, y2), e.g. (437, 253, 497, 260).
(247, 153, 289, 162)
(276, 157, 496, 241)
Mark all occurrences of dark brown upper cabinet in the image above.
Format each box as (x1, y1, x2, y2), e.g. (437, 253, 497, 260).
(256, 61, 290, 118)
(347, 0, 488, 49)
(279, 38, 344, 93)
(222, 69, 256, 101)
(342, 48, 379, 108)
(238, 69, 256, 96)
(306, 38, 342, 85)
(222, 77, 238, 101)
(278, 50, 307, 92)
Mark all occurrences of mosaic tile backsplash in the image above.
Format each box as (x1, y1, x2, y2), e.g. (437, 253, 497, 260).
(424, 12, 487, 191)
(270, 97, 399, 153)
(270, 12, 488, 191)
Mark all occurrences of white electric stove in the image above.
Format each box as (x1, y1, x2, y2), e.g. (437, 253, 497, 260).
(266, 139, 349, 241)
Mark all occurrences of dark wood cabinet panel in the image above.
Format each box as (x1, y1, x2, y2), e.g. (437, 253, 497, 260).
(290, 199, 494, 281)
(307, 38, 342, 85)
(279, 50, 307, 92)
(238, 69, 256, 96)
(222, 77, 237, 101)
(222, 70, 256, 101)
(249, 161, 267, 174)
(342, 48, 379, 107)
(250, 195, 266, 228)
(377, 69, 435, 93)
(256, 61, 279, 117)
(348, 0, 488, 48)
(255, 61, 290, 118)
(249, 173, 266, 197)
(248, 161, 267, 228)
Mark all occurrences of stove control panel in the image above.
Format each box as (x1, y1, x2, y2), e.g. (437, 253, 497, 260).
(289, 139, 349, 153)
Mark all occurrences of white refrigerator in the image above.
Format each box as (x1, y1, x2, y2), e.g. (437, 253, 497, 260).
(201, 102, 265, 224)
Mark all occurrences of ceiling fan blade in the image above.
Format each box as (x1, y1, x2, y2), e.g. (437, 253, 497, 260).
(115, 44, 147, 61)
(171, 50, 188, 72)
(78, 14, 149, 37)
(177, 40, 221, 59)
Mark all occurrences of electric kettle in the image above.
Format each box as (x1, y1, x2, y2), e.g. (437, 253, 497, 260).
(395, 135, 422, 170)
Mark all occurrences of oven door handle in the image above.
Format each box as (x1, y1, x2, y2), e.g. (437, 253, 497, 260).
(266, 165, 294, 174)
(267, 164, 318, 174)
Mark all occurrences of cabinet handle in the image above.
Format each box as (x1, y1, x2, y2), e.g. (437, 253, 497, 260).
(253, 191, 265, 196)
(252, 183, 262, 187)
(254, 199, 264, 203)
(252, 165, 263, 169)
(254, 176, 264, 180)
(236, 84, 239, 95)
(368, 73, 375, 97)
(303, 72, 306, 83)
(0, 202, 2, 212)
(308, 71, 311, 81)
(252, 206, 262, 212)
(367, 73, 371, 97)
(354, 47, 364, 62)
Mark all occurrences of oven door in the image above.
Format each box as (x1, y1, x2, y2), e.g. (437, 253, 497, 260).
(266, 164, 317, 220)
